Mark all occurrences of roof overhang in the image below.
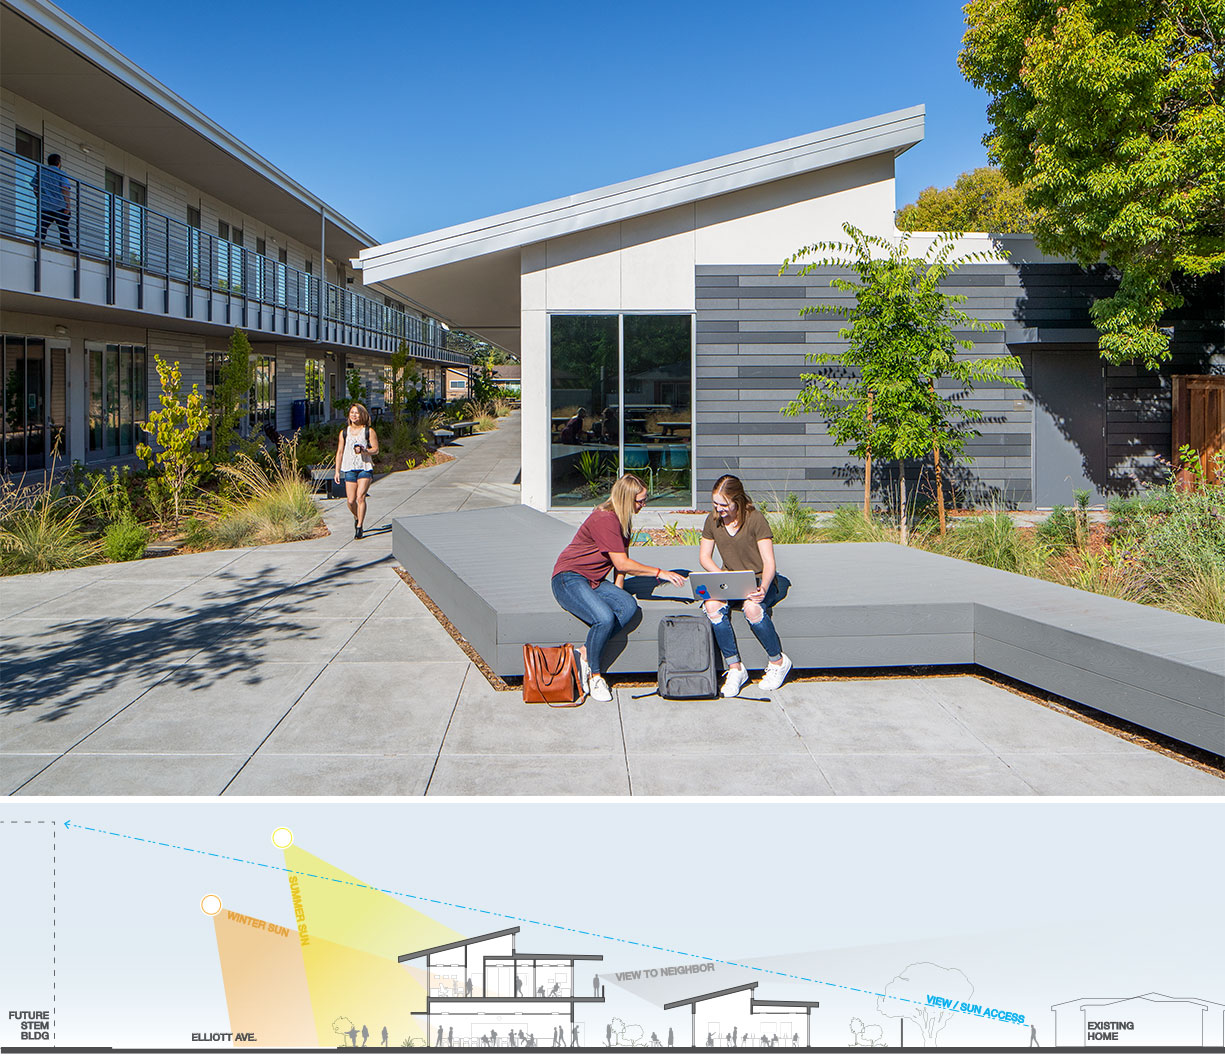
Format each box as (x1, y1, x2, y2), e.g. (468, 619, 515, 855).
(1, 0, 378, 259)
(355, 106, 924, 354)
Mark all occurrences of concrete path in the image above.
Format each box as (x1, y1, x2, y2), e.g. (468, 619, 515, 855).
(3, 411, 1222, 796)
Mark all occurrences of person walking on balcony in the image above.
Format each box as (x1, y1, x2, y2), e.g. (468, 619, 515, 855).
(35, 154, 74, 250)
(552, 473, 687, 701)
(334, 403, 378, 538)
(698, 474, 793, 696)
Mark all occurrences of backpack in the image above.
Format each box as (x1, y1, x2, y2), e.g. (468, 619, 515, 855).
(656, 614, 719, 699)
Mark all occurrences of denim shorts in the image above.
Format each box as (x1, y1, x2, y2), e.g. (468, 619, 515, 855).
(342, 469, 373, 482)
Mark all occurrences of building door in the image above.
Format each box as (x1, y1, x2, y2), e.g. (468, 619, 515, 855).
(9, 128, 42, 241)
(1031, 349, 1107, 507)
(48, 342, 68, 462)
(1172, 375, 1225, 485)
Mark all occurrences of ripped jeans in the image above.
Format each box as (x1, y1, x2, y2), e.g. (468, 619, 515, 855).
(704, 577, 783, 666)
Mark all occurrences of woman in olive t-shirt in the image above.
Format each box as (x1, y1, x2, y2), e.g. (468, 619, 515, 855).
(698, 474, 793, 697)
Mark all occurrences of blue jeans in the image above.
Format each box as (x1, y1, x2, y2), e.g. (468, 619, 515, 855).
(706, 577, 783, 666)
(551, 572, 640, 674)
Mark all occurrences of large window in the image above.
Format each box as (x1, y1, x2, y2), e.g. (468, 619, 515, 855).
(305, 358, 326, 421)
(249, 354, 276, 427)
(2, 335, 62, 472)
(549, 314, 692, 508)
(86, 342, 146, 458)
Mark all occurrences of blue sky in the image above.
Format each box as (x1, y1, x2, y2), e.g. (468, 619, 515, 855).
(58, 0, 992, 242)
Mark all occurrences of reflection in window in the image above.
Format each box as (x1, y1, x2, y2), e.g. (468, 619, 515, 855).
(250, 355, 276, 427)
(549, 314, 691, 508)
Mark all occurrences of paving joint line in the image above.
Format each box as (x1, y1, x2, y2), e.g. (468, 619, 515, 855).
(424, 663, 471, 795)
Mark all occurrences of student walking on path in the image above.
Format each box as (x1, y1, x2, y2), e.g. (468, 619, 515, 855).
(552, 473, 686, 701)
(334, 403, 379, 538)
(699, 474, 792, 696)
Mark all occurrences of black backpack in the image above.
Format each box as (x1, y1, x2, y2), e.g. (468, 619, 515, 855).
(656, 614, 719, 699)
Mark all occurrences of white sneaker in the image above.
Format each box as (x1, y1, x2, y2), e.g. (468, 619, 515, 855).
(588, 675, 613, 702)
(758, 653, 793, 691)
(720, 667, 749, 698)
(575, 650, 591, 694)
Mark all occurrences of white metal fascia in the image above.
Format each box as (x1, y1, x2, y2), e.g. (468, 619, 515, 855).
(357, 105, 925, 281)
(4, 0, 378, 246)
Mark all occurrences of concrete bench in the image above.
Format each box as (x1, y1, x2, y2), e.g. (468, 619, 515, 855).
(392, 505, 1225, 756)
(431, 428, 455, 446)
(307, 464, 335, 494)
(449, 420, 478, 436)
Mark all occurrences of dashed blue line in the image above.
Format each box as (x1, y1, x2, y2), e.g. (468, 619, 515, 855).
(64, 821, 921, 1006)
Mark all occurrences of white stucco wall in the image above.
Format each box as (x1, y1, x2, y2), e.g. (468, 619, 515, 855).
(518, 154, 898, 509)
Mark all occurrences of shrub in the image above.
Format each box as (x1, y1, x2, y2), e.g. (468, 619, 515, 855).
(767, 492, 817, 544)
(103, 517, 151, 562)
(940, 511, 1048, 576)
(0, 481, 100, 574)
(205, 437, 323, 547)
(1035, 505, 1079, 551)
(818, 505, 894, 543)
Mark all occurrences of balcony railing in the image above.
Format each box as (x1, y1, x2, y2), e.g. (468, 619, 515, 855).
(0, 149, 468, 364)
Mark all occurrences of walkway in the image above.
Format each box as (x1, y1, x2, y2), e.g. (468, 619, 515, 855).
(3, 411, 1222, 796)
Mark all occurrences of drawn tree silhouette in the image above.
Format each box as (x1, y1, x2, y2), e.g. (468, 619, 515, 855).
(332, 1016, 355, 1047)
(876, 962, 973, 1046)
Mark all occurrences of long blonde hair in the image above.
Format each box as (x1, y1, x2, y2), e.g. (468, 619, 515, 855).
(598, 473, 648, 538)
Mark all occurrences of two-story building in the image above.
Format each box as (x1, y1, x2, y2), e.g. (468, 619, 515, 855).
(664, 981, 820, 1048)
(398, 926, 604, 1047)
(0, 0, 471, 475)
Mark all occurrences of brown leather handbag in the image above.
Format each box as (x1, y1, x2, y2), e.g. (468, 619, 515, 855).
(522, 643, 584, 707)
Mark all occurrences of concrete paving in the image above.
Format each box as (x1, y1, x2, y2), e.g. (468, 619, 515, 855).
(3, 411, 1223, 797)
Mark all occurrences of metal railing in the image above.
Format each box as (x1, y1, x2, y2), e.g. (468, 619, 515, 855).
(0, 148, 467, 363)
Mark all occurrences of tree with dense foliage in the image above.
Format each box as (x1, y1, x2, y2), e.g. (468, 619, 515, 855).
(209, 328, 253, 460)
(781, 225, 1021, 541)
(960, 0, 1225, 368)
(896, 166, 1039, 233)
(138, 355, 211, 525)
(383, 343, 423, 425)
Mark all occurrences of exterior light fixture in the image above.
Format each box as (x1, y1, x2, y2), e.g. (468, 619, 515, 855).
(54, 325, 69, 336)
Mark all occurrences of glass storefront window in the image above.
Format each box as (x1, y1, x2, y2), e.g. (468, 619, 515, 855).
(86, 342, 147, 458)
(549, 314, 692, 508)
(249, 354, 276, 426)
(550, 316, 618, 507)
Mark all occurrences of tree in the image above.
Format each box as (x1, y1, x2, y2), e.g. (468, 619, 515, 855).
(137, 355, 210, 525)
(877, 962, 974, 1047)
(781, 224, 1021, 540)
(332, 366, 368, 414)
(210, 328, 253, 460)
(447, 328, 515, 365)
(383, 342, 423, 425)
(896, 167, 1039, 233)
(960, 0, 1225, 369)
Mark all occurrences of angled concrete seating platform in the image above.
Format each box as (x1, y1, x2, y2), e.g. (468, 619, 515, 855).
(392, 505, 1225, 756)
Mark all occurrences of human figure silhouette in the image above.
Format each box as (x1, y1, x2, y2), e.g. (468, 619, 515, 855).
(466, 977, 474, 997)
(1030, 1024, 1039, 1048)
(732, 1026, 738, 1048)
(668, 1028, 673, 1048)
(361, 1025, 369, 1047)
(515, 974, 523, 997)
(538, 986, 546, 998)
(707, 1032, 714, 1048)
(571, 1024, 579, 1048)
(772, 1034, 779, 1048)
(437, 1027, 443, 1047)
(725, 1032, 732, 1047)
(650, 1032, 660, 1046)
(35, 155, 74, 250)
(606, 1023, 613, 1047)
(489, 1029, 497, 1048)
(792, 1033, 799, 1047)
(593, 974, 600, 997)
(348, 1027, 358, 1048)
(528, 1034, 536, 1048)
(550, 982, 560, 998)
(448, 1027, 453, 1047)
(481, 1034, 489, 1047)
(381, 1027, 388, 1048)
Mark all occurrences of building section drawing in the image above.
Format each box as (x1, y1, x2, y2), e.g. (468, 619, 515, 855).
(664, 982, 819, 1049)
(2, 803, 1224, 1053)
(399, 926, 604, 1048)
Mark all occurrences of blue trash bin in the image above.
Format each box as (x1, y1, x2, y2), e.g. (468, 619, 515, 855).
(291, 399, 308, 429)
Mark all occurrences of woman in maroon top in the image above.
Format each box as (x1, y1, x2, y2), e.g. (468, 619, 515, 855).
(552, 474, 686, 701)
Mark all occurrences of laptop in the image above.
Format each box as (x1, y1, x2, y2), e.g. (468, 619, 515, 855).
(688, 570, 759, 602)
